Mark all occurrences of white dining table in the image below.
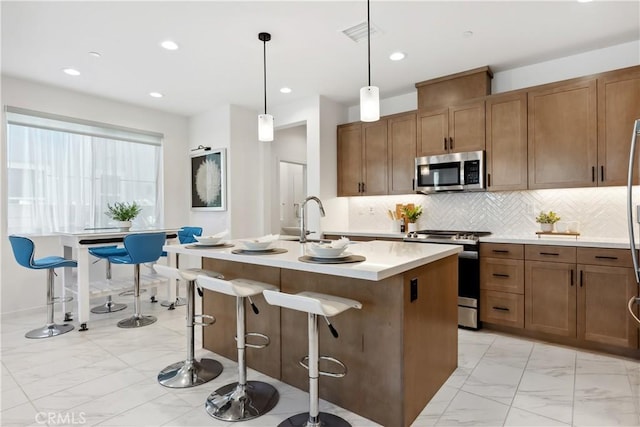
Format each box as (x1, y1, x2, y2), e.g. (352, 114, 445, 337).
(56, 228, 179, 331)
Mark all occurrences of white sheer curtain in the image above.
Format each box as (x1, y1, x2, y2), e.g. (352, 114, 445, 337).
(6, 109, 162, 234)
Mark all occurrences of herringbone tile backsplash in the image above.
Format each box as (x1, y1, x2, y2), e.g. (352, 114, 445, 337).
(347, 187, 640, 238)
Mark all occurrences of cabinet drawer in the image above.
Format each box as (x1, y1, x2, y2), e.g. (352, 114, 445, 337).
(480, 243, 524, 260)
(480, 290, 524, 328)
(525, 245, 576, 263)
(481, 258, 524, 294)
(577, 247, 633, 268)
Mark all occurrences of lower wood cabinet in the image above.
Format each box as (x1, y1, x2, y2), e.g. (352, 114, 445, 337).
(525, 259, 577, 337)
(482, 243, 639, 354)
(577, 264, 638, 348)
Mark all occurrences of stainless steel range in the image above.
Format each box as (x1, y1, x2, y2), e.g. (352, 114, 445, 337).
(404, 230, 491, 329)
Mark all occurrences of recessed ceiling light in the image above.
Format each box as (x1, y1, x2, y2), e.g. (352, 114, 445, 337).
(149, 92, 163, 98)
(88, 51, 101, 58)
(63, 68, 81, 76)
(389, 52, 406, 61)
(577, 0, 593, 2)
(160, 40, 179, 50)
(280, 87, 292, 94)
(463, 31, 474, 38)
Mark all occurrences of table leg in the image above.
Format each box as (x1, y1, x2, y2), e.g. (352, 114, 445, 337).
(76, 247, 91, 331)
(62, 245, 73, 319)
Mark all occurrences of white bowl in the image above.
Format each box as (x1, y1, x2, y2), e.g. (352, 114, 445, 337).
(307, 244, 347, 257)
(241, 240, 274, 251)
(194, 235, 223, 245)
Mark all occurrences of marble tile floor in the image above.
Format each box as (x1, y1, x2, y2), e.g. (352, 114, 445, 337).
(1, 299, 639, 427)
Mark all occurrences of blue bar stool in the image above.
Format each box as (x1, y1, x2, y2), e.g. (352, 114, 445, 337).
(8, 235, 77, 339)
(160, 226, 202, 310)
(109, 232, 166, 328)
(154, 264, 224, 388)
(196, 274, 280, 421)
(88, 245, 128, 314)
(263, 290, 362, 427)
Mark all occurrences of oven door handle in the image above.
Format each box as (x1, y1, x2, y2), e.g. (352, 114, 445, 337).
(459, 250, 478, 260)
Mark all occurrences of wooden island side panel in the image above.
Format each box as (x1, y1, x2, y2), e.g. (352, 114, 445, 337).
(201, 254, 458, 427)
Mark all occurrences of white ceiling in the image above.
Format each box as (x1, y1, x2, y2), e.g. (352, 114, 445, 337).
(2, 1, 639, 117)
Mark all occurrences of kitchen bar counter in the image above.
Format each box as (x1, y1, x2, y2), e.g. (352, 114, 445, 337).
(163, 239, 461, 427)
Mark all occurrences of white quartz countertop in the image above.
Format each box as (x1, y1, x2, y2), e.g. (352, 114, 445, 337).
(163, 239, 462, 281)
(480, 235, 633, 249)
(323, 229, 634, 250)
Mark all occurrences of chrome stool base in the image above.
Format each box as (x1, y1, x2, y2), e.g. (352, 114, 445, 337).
(158, 358, 222, 389)
(117, 314, 157, 328)
(205, 381, 279, 421)
(278, 412, 352, 427)
(160, 297, 186, 308)
(90, 301, 127, 314)
(25, 323, 74, 339)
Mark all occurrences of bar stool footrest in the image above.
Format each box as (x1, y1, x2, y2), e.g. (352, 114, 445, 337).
(235, 332, 270, 349)
(299, 355, 347, 378)
(193, 314, 215, 327)
(52, 296, 73, 304)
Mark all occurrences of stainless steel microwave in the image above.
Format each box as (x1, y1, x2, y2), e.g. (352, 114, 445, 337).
(414, 150, 485, 194)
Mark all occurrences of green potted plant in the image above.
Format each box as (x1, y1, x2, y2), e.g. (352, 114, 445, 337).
(402, 205, 423, 232)
(105, 201, 142, 231)
(535, 210, 561, 232)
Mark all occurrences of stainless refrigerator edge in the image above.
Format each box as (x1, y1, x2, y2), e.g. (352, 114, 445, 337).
(625, 119, 640, 326)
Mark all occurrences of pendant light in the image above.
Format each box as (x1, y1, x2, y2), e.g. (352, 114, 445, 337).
(258, 32, 274, 142)
(360, 0, 379, 122)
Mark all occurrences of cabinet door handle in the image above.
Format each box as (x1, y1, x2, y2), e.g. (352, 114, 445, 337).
(580, 270, 583, 288)
(592, 166, 595, 182)
(595, 255, 618, 260)
(487, 173, 491, 187)
(449, 137, 454, 150)
(443, 137, 447, 151)
(362, 182, 366, 193)
(492, 306, 510, 312)
(601, 165, 605, 182)
(570, 269, 574, 286)
(492, 250, 509, 254)
(539, 252, 559, 256)
(412, 178, 415, 191)
(358, 182, 361, 193)
(493, 273, 510, 278)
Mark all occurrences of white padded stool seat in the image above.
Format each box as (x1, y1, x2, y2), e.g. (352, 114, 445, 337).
(263, 290, 362, 317)
(196, 276, 278, 297)
(153, 264, 222, 282)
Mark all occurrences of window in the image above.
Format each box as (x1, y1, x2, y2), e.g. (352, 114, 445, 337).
(6, 107, 163, 234)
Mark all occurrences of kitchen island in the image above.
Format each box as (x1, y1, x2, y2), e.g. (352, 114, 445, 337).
(164, 239, 461, 427)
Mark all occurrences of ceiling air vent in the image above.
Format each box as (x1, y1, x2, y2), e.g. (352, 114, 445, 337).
(341, 21, 382, 43)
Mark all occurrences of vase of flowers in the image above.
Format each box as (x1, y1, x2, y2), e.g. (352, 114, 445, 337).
(106, 202, 142, 231)
(402, 205, 423, 232)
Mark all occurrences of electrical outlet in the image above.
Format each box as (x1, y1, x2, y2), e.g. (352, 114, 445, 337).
(410, 278, 418, 302)
(369, 206, 374, 215)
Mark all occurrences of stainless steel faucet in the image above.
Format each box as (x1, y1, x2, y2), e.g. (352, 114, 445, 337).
(300, 196, 326, 243)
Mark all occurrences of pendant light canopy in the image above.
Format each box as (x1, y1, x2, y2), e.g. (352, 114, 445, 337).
(360, 0, 379, 122)
(258, 32, 274, 142)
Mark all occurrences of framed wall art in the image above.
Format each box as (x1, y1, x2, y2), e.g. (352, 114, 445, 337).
(190, 148, 226, 211)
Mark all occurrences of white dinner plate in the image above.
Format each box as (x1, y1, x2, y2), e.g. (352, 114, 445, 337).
(193, 241, 227, 247)
(307, 251, 352, 260)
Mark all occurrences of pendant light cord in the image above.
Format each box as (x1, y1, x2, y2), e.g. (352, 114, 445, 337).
(263, 38, 268, 115)
(367, 0, 371, 87)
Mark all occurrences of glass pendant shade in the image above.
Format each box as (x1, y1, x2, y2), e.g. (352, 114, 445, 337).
(258, 113, 274, 142)
(360, 85, 380, 122)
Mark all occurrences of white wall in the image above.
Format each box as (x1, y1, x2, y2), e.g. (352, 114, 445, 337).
(1, 76, 190, 314)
